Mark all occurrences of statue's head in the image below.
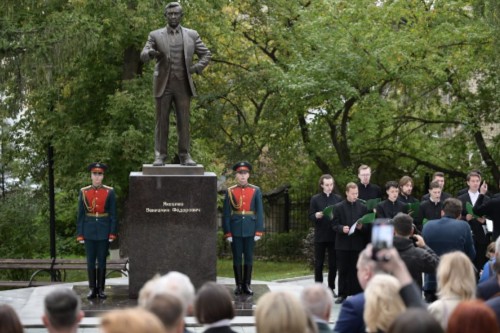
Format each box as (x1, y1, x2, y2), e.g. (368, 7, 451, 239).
(164, 2, 183, 28)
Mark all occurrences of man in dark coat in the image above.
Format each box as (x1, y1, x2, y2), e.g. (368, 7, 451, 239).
(474, 180, 500, 241)
(421, 172, 452, 202)
(376, 181, 406, 219)
(332, 182, 369, 304)
(458, 171, 490, 273)
(141, 2, 211, 166)
(398, 176, 419, 204)
(77, 162, 117, 299)
(392, 213, 439, 289)
(415, 181, 443, 231)
(222, 161, 264, 295)
(356, 164, 382, 201)
(422, 198, 476, 302)
(308, 174, 342, 295)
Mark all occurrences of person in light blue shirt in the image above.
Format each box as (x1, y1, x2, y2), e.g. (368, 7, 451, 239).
(479, 242, 496, 283)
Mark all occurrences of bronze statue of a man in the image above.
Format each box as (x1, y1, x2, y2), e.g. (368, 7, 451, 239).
(141, 2, 211, 166)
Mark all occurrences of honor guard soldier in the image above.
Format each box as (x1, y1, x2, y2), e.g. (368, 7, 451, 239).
(223, 161, 264, 295)
(76, 163, 117, 299)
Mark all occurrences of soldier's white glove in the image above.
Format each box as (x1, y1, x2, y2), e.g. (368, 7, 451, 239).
(79, 240, 85, 244)
(254, 236, 261, 241)
(109, 239, 114, 243)
(226, 237, 233, 243)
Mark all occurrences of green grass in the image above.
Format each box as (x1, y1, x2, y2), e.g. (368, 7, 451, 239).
(217, 258, 312, 281)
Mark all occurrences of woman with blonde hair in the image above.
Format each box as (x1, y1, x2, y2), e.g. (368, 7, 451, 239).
(363, 274, 406, 333)
(255, 291, 316, 333)
(100, 308, 166, 333)
(428, 251, 476, 330)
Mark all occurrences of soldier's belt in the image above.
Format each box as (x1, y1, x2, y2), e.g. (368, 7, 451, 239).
(86, 213, 108, 217)
(232, 211, 255, 215)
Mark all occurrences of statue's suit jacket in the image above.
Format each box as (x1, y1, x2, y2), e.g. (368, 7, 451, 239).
(140, 26, 211, 98)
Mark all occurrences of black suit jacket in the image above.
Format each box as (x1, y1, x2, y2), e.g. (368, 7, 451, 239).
(309, 192, 342, 242)
(474, 194, 500, 241)
(376, 199, 406, 219)
(458, 192, 489, 245)
(332, 200, 369, 251)
(141, 26, 211, 97)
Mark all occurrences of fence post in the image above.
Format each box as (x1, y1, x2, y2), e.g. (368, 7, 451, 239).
(284, 187, 290, 232)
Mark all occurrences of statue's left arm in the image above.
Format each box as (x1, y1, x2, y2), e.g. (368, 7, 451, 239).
(190, 31, 211, 74)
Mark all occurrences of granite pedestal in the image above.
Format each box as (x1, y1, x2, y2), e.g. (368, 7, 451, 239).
(121, 166, 217, 298)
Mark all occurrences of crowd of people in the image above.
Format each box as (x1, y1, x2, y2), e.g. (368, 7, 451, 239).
(2, 165, 500, 333)
(309, 164, 500, 332)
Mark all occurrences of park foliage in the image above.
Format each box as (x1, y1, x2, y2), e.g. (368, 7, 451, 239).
(0, 0, 498, 257)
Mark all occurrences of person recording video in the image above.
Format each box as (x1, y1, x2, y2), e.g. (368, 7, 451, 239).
(392, 213, 439, 289)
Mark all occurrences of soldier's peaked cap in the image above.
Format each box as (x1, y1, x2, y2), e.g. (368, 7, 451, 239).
(232, 161, 252, 173)
(88, 162, 108, 173)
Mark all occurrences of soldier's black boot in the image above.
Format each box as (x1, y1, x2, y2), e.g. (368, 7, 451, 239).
(97, 268, 107, 299)
(233, 265, 243, 295)
(86, 269, 97, 299)
(242, 265, 254, 295)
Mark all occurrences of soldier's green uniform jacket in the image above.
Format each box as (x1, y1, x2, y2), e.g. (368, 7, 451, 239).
(77, 185, 117, 241)
(222, 184, 264, 238)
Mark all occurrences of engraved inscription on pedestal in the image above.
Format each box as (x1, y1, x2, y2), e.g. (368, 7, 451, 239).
(121, 171, 218, 298)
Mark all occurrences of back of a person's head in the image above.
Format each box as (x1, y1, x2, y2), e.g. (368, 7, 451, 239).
(44, 288, 81, 330)
(300, 283, 333, 320)
(356, 246, 378, 290)
(442, 198, 462, 218)
(194, 281, 234, 324)
(363, 274, 405, 333)
(0, 304, 24, 333)
(138, 274, 161, 307)
(156, 271, 195, 313)
(387, 308, 443, 333)
(393, 213, 413, 237)
(447, 300, 499, 333)
(144, 292, 184, 331)
(436, 252, 476, 299)
(100, 308, 166, 333)
(256, 291, 311, 333)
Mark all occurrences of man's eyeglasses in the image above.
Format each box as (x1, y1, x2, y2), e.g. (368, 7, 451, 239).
(92, 172, 103, 175)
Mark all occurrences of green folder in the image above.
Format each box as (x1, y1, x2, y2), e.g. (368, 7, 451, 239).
(404, 202, 420, 218)
(359, 198, 381, 211)
(466, 202, 480, 219)
(322, 205, 336, 220)
(357, 212, 376, 224)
